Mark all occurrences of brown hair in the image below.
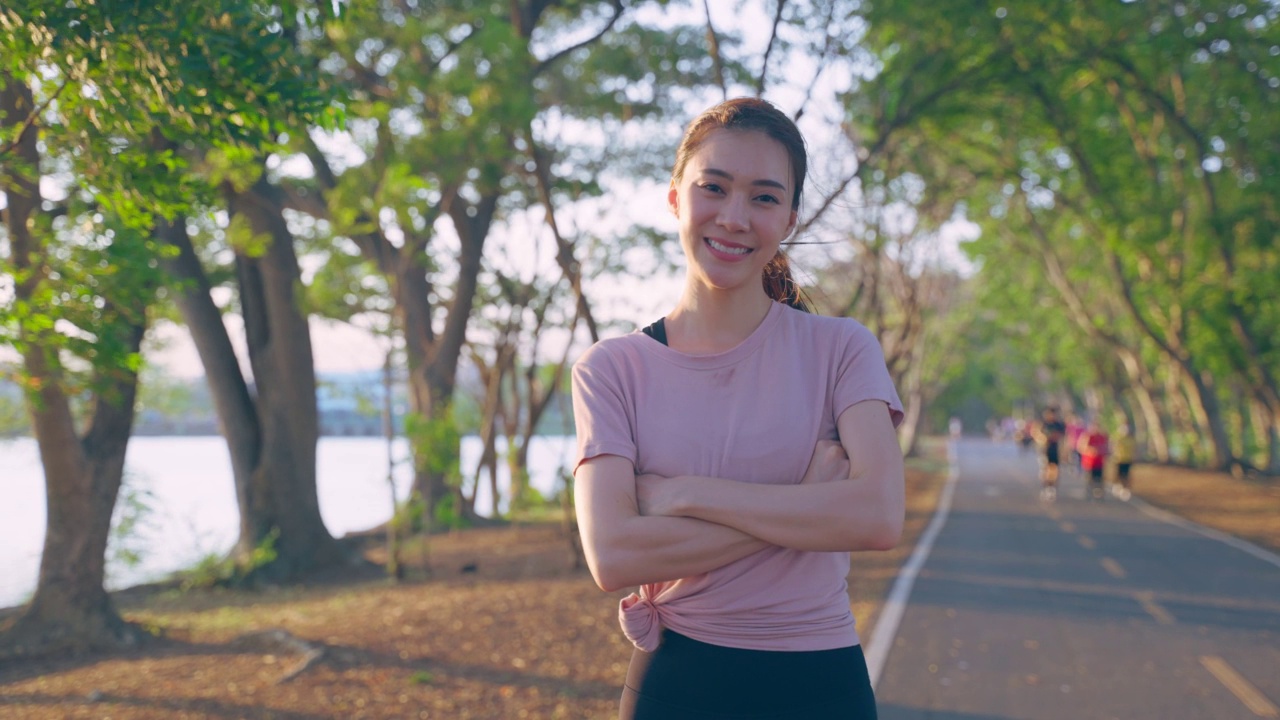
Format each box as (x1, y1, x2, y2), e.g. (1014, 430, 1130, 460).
(672, 97, 811, 312)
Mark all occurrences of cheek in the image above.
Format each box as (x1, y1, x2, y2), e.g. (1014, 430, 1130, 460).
(762, 212, 793, 238)
(681, 196, 713, 229)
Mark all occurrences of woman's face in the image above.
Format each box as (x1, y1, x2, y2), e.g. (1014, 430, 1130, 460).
(668, 129, 798, 298)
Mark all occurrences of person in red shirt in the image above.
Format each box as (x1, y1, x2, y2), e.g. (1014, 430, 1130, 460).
(1077, 419, 1110, 500)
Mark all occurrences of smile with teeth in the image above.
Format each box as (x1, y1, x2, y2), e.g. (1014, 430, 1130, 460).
(706, 238, 751, 255)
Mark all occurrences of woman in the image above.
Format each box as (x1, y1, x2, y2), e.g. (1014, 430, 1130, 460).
(572, 97, 905, 719)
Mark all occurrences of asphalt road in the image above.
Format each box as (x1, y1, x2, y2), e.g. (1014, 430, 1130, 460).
(873, 438, 1280, 720)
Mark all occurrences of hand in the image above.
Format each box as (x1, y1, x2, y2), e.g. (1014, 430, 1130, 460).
(635, 473, 687, 517)
(801, 439, 850, 485)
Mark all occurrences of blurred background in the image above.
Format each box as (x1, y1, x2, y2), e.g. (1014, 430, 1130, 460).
(1, 0, 1275, 667)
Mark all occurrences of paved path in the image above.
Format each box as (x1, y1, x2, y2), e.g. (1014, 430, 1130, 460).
(873, 438, 1280, 720)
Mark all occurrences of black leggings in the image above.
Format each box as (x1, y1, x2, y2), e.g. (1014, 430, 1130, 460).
(619, 630, 878, 719)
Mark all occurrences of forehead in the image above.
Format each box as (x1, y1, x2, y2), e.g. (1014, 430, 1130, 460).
(686, 129, 792, 185)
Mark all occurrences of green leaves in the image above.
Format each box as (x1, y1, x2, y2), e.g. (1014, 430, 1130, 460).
(847, 0, 1278, 464)
(3, 1, 338, 223)
(2, 1, 343, 390)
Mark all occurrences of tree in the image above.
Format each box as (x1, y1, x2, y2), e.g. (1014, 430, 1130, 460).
(285, 0, 720, 523)
(162, 157, 350, 580)
(0, 0, 337, 653)
(846, 0, 1279, 472)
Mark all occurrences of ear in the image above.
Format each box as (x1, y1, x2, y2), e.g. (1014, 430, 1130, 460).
(667, 184, 679, 217)
(786, 209, 798, 236)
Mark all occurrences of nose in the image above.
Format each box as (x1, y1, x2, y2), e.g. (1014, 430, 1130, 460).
(716, 193, 750, 232)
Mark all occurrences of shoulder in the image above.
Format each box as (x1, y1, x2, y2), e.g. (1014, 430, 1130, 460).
(793, 310, 885, 366)
(778, 305, 877, 345)
(573, 333, 652, 377)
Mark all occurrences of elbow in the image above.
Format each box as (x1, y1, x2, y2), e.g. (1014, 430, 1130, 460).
(864, 468, 905, 550)
(590, 564, 624, 593)
(584, 547, 630, 593)
(597, 576, 626, 593)
(870, 499, 906, 550)
(847, 497, 904, 551)
(862, 518, 903, 551)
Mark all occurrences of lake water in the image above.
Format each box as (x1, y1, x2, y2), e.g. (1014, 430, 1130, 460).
(0, 435, 576, 609)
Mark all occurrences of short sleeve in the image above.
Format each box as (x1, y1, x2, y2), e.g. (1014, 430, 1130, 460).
(832, 322, 905, 428)
(570, 344, 638, 474)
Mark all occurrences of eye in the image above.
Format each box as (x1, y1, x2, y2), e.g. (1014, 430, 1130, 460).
(755, 193, 781, 204)
(698, 182, 725, 194)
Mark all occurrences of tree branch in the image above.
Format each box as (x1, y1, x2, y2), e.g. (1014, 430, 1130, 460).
(0, 77, 69, 158)
(702, 0, 727, 101)
(754, 0, 788, 97)
(533, 0, 625, 78)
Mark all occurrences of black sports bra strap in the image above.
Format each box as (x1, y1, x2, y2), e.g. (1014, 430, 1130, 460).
(640, 318, 668, 346)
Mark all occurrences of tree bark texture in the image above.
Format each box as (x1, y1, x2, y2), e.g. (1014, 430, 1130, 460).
(221, 176, 345, 578)
(157, 215, 264, 532)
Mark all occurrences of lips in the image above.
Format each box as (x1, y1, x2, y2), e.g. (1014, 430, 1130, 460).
(704, 237, 752, 260)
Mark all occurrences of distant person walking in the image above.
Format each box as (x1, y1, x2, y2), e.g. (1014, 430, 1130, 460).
(1016, 418, 1035, 454)
(1034, 407, 1067, 501)
(1064, 412, 1085, 477)
(1112, 425, 1136, 501)
(1077, 420, 1110, 501)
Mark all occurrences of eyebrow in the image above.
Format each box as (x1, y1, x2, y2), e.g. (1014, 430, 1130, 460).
(701, 168, 788, 191)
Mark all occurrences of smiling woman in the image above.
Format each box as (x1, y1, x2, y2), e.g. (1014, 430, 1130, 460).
(668, 129, 798, 323)
(571, 98, 905, 719)
(668, 98, 810, 327)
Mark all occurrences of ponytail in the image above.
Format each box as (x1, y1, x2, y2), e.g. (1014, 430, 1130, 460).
(762, 252, 810, 313)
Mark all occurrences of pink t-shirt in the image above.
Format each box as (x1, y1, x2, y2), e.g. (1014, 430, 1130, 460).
(571, 302, 904, 652)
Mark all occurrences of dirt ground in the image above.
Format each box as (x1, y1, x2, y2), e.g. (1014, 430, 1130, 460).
(1, 440, 1275, 720)
(1125, 461, 1280, 553)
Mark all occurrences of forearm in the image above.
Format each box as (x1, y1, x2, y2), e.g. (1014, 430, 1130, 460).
(587, 514, 771, 591)
(674, 475, 904, 552)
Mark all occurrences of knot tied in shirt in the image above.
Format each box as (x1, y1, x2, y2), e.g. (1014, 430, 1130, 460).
(619, 592, 664, 652)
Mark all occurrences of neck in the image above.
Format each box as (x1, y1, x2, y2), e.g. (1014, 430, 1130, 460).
(665, 283, 774, 354)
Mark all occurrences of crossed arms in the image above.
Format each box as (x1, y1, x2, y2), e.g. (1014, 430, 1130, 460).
(574, 399, 906, 592)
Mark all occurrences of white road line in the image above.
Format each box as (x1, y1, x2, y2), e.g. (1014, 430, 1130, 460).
(1077, 535, 1096, 550)
(1134, 591, 1175, 625)
(1100, 557, 1126, 579)
(863, 439, 960, 689)
(1200, 655, 1279, 717)
(1130, 496, 1280, 570)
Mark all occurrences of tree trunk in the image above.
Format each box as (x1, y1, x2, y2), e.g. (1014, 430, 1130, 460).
(1259, 394, 1280, 474)
(507, 364, 535, 508)
(156, 215, 262, 537)
(1228, 385, 1247, 465)
(401, 194, 496, 514)
(1116, 347, 1170, 461)
(1163, 366, 1199, 464)
(1, 78, 139, 653)
(15, 328, 146, 653)
(1175, 363, 1233, 471)
(893, 315, 931, 458)
(1106, 251, 1232, 470)
(470, 349, 506, 517)
(221, 177, 346, 578)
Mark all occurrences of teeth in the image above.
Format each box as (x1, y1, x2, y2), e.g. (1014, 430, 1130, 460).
(707, 238, 750, 255)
